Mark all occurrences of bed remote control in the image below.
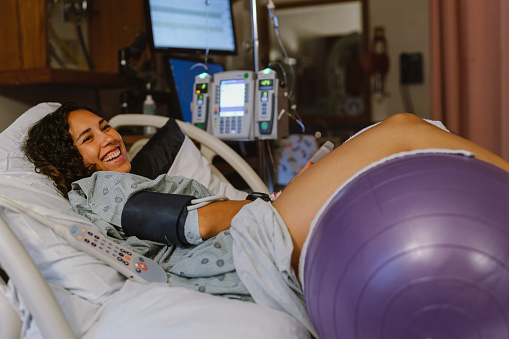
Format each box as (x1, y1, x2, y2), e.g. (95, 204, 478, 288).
(67, 225, 168, 284)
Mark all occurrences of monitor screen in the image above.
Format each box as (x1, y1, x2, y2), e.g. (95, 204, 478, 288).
(219, 79, 246, 117)
(145, 0, 237, 56)
(168, 58, 224, 122)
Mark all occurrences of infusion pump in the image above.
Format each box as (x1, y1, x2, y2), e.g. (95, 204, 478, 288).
(191, 68, 288, 140)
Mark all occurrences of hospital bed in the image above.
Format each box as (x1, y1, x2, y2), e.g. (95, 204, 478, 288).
(3, 103, 509, 339)
(0, 103, 309, 339)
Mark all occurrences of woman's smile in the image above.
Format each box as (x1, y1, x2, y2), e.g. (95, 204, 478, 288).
(68, 109, 131, 173)
(102, 147, 122, 162)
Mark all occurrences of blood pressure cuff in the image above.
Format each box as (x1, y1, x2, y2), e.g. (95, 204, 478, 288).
(121, 191, 196, 246)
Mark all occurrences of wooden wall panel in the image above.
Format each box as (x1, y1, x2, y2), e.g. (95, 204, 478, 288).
(0, 0, 47, 71)
(18, 1, 47, 69)
(0, 1, 24, 70)
(88, 0, 146, 73)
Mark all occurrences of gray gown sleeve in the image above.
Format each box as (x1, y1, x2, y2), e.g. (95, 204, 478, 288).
(68, 172, 215, 244)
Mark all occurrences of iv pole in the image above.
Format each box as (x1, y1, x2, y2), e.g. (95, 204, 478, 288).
(251, 0, 260, 73)
(250, 0, 272, 190)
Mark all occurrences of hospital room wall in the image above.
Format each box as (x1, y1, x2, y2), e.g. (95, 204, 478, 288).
(0, 85, 115, 132)
(368, 0, 430, 121)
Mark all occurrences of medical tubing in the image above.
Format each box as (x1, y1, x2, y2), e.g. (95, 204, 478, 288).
(0, 196, 68, 237)
(187, 195, 229, 211)
(268, 7, 296, 99)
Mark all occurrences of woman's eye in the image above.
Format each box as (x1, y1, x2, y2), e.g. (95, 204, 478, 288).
(101, 124, 111, 131)
(83, 136, 92, 143)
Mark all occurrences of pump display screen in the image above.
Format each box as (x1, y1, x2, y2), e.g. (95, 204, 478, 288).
(219, 79, 245, 117)
(259, 79, 274, 90)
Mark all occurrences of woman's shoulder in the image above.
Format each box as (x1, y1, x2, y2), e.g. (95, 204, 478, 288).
(70, 171, 150, 194)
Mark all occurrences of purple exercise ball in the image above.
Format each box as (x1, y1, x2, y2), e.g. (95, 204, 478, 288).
(304, 153, 509, 339)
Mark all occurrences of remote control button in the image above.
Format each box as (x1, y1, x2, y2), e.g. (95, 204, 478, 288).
(125, 255, 131, 261)
(136, 262, 148, 271)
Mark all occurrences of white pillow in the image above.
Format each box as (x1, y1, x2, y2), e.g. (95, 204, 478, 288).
(167, 136, 248, 200)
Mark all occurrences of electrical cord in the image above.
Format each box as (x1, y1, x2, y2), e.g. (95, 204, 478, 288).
(267, 0, 305, 133)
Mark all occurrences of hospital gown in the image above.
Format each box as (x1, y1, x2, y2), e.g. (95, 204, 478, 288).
(68, 172, 252, 300)
(68, 171, 315, 336)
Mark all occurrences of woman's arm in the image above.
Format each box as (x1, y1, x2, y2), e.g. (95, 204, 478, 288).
(197, 200, 252, 239)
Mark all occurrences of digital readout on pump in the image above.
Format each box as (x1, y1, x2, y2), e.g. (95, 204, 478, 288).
(259, 79, 273, 90)
(219, 79, 246, 117)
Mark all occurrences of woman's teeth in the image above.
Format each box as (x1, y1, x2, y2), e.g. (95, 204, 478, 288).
(102, 149, 121, 162)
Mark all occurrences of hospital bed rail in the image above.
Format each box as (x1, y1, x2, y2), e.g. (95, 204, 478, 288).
(109, 114, 269, 194)
(0, 211, 75, 339)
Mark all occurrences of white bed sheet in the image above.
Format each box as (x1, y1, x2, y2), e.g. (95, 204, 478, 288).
(0, 103, 310, 338)
(95, 280, 309, 339)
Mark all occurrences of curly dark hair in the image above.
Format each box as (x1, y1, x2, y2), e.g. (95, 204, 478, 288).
(22, 102, 98, 197)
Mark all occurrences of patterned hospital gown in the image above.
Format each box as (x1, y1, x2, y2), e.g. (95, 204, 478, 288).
(68, 171, 252, 301)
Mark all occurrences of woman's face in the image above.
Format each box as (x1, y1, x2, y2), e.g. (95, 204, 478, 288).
(68, 109, 131, 173)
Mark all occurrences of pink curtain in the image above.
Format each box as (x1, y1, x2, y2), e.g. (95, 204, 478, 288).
(430, 0, 509, 160)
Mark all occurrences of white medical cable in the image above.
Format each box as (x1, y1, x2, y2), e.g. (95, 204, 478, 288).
(267, 1, 295, 99)
(187, 194, 230, 211)
(0, 196, 68, 237)
(267, 0, 305, 132)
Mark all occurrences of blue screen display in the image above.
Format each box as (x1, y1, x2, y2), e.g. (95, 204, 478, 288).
(168, 58, 224, 123)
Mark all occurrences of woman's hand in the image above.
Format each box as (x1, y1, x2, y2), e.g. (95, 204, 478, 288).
(197, 200, 252, 239)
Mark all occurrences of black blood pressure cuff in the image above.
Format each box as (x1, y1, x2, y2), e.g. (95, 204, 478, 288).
(121, 191, 196, 246)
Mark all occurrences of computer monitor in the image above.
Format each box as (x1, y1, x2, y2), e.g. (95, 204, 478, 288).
(167, 58, 224, 122)
(144, 0, 237, 56)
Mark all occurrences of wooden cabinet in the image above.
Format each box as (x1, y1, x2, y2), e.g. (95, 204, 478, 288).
(0, 0, 145, 86)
